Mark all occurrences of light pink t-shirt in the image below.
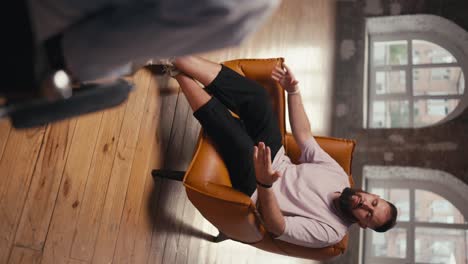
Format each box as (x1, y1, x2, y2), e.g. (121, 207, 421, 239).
(250, 137, 351, 248)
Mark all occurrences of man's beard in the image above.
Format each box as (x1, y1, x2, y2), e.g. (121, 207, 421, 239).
(337, 187, 361, 223)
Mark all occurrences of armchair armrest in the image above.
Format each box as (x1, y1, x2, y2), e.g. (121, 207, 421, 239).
(184, 181, 265, 243)
(185, 181, 252, 205)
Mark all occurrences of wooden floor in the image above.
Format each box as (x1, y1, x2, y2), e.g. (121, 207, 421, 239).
(0, 1, 335, 263)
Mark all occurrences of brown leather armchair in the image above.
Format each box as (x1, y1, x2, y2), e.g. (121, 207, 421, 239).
(171, 58, 356, 260)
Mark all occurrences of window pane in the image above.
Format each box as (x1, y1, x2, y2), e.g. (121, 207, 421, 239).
(373, 41, 408, 65)
(375, 71, 406, 94)
(459, 72, 465, 94)
(370, 188, 410, 221)
(413, 67, 464, 95)
(371, 100, 410, 128)
(415, 228, 468, 264)
(412, 40, 457, 64)
(415, 190, 465, 224)
(370, 228, 406, 258)
(413, 99, 459, 128)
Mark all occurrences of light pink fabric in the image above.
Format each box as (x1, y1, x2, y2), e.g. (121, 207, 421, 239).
(250, 137, 351, 248)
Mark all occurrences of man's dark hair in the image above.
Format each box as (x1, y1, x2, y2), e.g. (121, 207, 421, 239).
(374, 202, 398, 233)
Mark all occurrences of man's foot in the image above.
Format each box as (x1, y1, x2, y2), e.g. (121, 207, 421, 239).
(146, 58, 181, 77)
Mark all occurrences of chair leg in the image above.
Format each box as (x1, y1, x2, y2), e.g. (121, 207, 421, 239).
(151, 169, 185, 181)
(213, 232, 229, 243)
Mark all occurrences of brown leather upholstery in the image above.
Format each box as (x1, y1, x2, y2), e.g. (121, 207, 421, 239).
(183, 58, 356, 260)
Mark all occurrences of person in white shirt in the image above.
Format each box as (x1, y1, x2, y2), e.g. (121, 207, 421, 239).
(3, 0, 280, 127)
(26, 0, 281, 81)
(157, 55, 398, 248)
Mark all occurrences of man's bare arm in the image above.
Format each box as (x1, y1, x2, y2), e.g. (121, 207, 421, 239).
(271, 64, 313, 146)
(287, 90, 313, 146)
(257, 184, 285, 236)
(253, 142, 285, 236)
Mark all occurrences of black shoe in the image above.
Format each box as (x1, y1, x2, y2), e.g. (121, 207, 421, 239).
(1, 2, 133, 128)
(6, 79, 133, 129)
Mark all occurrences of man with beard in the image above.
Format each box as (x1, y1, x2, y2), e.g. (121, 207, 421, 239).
(158, 56, 398, 248)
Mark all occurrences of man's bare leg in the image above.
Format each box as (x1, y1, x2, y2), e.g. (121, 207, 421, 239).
(173, 56, 222, 87)
(174, 73, 211, 112)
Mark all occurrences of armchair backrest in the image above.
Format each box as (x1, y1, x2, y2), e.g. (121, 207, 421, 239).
(183, 58, 356, 260)
(284, 134, 355, 186)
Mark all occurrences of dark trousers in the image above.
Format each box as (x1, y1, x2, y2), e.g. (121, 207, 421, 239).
(193, 65, 282, 196)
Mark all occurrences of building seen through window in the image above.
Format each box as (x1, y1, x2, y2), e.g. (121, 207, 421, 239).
(368, 38, 465, 128)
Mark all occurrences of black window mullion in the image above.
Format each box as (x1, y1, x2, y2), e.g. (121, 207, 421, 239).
(374, 65, 408, 71)
(413, 94, 462, 100)
(374, 94, 411, 100)
(413, 222, 468, 229)
(412, 62, 459, 69)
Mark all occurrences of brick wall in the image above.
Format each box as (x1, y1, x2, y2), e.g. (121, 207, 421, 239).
(327, 1, 468, 263)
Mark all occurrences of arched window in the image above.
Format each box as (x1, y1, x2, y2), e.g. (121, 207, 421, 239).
(365, 15, 468, 128)
(362, 166, 468, 264)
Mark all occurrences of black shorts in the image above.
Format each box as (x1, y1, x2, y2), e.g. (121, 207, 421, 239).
(193, 65, 282, 196)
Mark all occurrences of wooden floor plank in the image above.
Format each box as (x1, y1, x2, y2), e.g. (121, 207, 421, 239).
(0, 126, 46, 263)
(0, 126, 45, 206)
(146, 180, 173, 264)
(155, 77, 180, 168)
(0, 119, 12, 161)
(130, 161, 161, 264)
(67, 259, 88, 264)
(174, 197, 201, 264)
(168, 95, 201, 171)
(40, 111, 104, 264)
(112, 69, 161, 264)
(130, 74, 170, 264)
(160, 92, 202, 264)
(8, 247, 41, 264)
(69, 98, 128, 261)
(146, 77, 181, 264)
(67, 259, 89, 264)
(172, 97, 202, 264)
(159, 181, 187, 264)
(90, 69, 151, 264)
(163, 93, 193, 171)
(14, 119, 77, 250)
(148, 86, 193, 264)
(185, 208, 213, 264)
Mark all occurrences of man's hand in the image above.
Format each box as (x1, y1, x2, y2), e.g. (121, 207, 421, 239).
(271, 63, 299, 93)
(253, 142, 286, 236)
(253, 142, 281, 186)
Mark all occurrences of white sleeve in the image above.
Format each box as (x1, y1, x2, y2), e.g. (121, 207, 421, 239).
(276, 216, 343, 248)
(298, 137, 337, 165)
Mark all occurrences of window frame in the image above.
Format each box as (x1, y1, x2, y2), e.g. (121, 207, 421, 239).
(361, 167, 468, 264)
(366, 33, 467, 129)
